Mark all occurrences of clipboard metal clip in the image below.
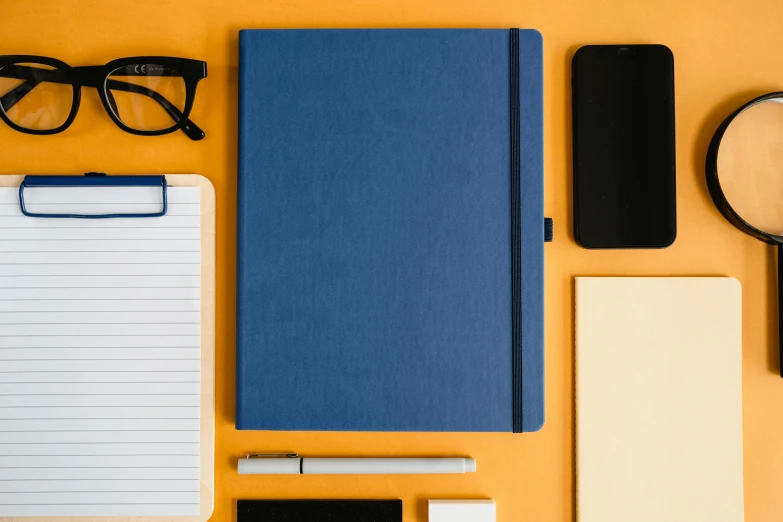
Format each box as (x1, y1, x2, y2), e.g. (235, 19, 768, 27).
(19, 172, 168, 219)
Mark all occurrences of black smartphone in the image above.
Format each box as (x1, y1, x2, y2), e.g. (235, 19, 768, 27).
(572, 44, 676, 249)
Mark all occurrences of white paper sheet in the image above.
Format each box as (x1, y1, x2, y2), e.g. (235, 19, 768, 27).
(429, 500, 496, 522)
(0, 186, 201, 517)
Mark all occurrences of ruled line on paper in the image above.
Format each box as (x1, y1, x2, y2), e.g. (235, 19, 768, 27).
(0, 186, 202, 517)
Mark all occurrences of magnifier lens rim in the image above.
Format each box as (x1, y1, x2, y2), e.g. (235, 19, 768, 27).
(706, 91, 783, 245)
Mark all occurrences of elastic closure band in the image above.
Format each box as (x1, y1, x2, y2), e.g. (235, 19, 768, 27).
(510, 28, 523, 433)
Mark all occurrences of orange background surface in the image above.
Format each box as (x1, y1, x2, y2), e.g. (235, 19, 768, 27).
(2, 1, 783, 521)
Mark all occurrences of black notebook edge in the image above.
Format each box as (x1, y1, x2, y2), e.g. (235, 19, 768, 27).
(237, 500, 402, 522)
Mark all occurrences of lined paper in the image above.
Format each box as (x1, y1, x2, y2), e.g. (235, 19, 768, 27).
(0, 186, 201, 517)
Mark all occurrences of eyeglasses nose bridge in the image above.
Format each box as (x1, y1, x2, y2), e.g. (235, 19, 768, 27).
(71, 65, 107, 88)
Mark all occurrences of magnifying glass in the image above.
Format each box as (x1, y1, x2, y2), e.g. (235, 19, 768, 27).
(706, 92, 783, 377)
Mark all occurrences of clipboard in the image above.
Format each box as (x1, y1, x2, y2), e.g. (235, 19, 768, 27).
(0, 173, 215, 522)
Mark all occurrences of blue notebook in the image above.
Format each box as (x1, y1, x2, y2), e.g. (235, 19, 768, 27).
(237, 29, 545, 433)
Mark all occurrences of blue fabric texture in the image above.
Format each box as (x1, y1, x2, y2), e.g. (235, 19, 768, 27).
(237, 29, 544, 432)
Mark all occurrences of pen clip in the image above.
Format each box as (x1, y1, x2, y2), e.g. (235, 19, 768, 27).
(245, 453, 299, 459)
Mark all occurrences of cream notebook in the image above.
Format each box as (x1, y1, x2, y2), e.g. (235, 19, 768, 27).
(0, 175, 214, 521)
(576, 277, 744, 522)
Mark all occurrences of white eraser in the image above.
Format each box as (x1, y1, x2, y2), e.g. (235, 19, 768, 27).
(428, 500, 495, 522)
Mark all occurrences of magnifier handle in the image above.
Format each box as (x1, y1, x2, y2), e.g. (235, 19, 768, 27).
(778, 246, 783, 378)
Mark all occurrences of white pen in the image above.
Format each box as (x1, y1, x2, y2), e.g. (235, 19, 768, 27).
(238, 453, 477, 475)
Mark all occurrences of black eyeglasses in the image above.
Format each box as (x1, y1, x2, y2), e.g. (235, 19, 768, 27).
(0, 56, 207, 140)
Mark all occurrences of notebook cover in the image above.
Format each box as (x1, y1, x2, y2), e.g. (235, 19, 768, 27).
(575, 277, 744, 522)
(237, 29, 544, 432)
(237, 500, 401, 522)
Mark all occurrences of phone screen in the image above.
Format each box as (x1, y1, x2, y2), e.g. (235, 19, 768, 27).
(572, 45, 676, 248)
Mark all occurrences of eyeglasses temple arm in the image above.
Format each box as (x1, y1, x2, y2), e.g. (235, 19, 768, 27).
(104, 78, 204, 140)
(0, 65, 204, 140)
(0, 81, 37, 112)
(0, 64, 45, 111)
